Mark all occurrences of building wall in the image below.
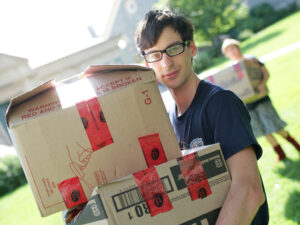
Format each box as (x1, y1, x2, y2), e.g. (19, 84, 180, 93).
(0, 102, 11, 145)
(108, 0, 158, 62)
(33, 35, 129, 85)
(0, 54, 35, 145)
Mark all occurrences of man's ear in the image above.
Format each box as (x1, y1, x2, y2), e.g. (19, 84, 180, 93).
(190, 40, 198, 58)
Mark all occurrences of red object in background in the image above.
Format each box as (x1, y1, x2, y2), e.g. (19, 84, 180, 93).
(76, 97, 113, 151)
(58, 176, 88, 209)
(138, 133, 167, 168)
(134, 167, 173, 217)
(208, 76, 215, 84)
(234, 63, 244, 80)
(177, 152, 211, 200)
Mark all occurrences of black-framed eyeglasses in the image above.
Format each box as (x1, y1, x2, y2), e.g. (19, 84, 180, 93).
(143, 41, 190, 63)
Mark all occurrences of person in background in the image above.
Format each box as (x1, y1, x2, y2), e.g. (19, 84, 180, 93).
(135, 9, 268, 225)
(222, 38, 300, 162)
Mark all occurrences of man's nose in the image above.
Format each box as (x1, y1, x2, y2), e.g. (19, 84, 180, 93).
(161, 52, 173, 67)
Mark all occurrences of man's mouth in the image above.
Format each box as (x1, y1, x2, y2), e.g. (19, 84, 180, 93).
(163, 70, 179, 79)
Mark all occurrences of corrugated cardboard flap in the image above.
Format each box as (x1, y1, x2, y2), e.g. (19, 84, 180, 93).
(6, 65, 155, 128)
(81, 64, 153, 76)
(6, 80, 55, 127)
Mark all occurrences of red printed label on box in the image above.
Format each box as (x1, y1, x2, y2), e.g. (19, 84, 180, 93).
(234, 63, 244, 80)
(177, 152, 211, 200)
(57, 176, 88, 209)
(138, 133, 167, 168)
(76, 97, 113, 151)
(208, 76, 215, 84)
(134, 167, 173, 217)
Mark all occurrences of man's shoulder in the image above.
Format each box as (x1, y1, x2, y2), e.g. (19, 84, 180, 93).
(199, 80, 225, 97)
(200, 80, 237, 104)
(244, 55, 264, 65)
(244, 54, 257, 60)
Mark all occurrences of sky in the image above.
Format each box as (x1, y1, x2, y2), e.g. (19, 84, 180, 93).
(0, 0, 115, 68)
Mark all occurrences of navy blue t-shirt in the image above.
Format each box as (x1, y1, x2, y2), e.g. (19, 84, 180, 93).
(169, 80, 269, 224)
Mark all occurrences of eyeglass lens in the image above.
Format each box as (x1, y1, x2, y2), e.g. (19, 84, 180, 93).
(145, 42, 186, 63)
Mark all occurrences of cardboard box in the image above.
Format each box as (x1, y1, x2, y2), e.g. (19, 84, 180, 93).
(6, 65, 181, 216)
(71, 143, 231, 225)
(200, 59, 268, 103)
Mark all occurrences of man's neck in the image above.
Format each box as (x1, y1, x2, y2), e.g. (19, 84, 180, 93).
(169, 74, 200, 116)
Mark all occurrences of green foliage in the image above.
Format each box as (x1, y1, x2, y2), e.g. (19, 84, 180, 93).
(156, 0, 248, 48)
(276, 2, 298, 19)
(193, 47, 218, 73)
(156, 1, 298, 53)
(238, 29, 254, 41)
(248, 3, 277, 32)
(237, 2, 298, 34)
(0, 155, 27, 197)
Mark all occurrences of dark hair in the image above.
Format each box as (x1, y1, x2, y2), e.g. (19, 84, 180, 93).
(135, 9, 194, 54)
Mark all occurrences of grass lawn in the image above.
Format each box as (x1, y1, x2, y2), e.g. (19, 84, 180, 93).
(241, 11, 300, 57)
(0, 185, 63, 225)
(256, 48, 300, 225)
(211, 11, 300, 69)
(210, 11, 300, 225)
(0, 11, 299, 225)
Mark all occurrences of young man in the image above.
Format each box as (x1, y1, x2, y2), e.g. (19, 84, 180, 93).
(135, 10, 269, 225)
(222, 38, 300, 162)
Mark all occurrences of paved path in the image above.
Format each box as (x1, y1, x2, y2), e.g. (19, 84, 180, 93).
(260, 40, 300, 62)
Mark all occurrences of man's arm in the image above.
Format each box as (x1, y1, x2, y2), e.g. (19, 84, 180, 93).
(215, 146, 265, 225)
(257, 65, 270, 96)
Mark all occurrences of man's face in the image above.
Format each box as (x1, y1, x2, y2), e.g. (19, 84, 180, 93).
(143, 26, 197, 90)
(224, 45, 243, 61)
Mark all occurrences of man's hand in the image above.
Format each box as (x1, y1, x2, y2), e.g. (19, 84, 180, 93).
(256, 84, 268, 97)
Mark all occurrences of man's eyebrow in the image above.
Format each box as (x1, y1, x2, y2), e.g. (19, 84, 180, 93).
(145, 41, 182, 54)
(166, 41, 183, 48)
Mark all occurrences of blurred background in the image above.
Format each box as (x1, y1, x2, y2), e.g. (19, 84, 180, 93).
(0, 0, 299, 224)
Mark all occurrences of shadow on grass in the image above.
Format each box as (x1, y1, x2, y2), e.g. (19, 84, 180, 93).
(275, 159, 300, 223)
(284, 190, 300, 224)
(275, 158, 300, 181)
(241, 30, 284, 53)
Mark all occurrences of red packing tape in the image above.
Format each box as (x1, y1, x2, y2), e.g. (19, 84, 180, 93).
(134, 167, 173, 217)
(76, 97, 113, 151)
(138, 133, 167, 168)
(234, 63, 244, 80)
(177, 152, 211, 200)
(57, 176, 88, 209)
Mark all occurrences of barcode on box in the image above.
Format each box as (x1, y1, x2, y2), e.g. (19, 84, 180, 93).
(112, 176, 174, 212)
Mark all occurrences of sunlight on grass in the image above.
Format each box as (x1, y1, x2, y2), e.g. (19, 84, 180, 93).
(257, 48, 300, 225)
(0, 185, 63, 225)
(243, 12, 300, 56)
